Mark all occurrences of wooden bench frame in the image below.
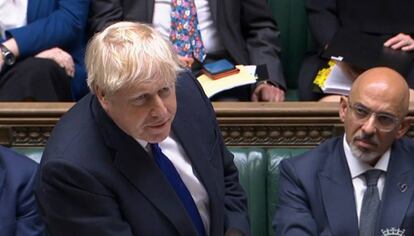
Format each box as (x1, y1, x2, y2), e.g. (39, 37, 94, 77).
(1, 102, 413, 148)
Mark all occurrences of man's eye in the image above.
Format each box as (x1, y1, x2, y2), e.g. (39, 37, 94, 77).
(133, 94, 148, 104)
(159, 87, 171, 97)
(377, 115, 395, 126)
(355, 107, 369, 117)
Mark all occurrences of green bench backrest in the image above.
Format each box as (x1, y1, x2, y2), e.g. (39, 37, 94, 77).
(231, 147, 308, 236)
(268, 0, 310, 98)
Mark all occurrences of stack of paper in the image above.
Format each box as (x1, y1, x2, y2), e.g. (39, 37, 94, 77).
(197, 65, 257, 98)
(319, 64, 353, 96)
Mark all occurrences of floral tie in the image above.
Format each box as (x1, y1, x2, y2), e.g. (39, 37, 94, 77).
(170, 0, 206, 62)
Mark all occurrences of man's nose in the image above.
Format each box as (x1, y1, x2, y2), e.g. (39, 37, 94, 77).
(361, 114, 377, 134)
(150, 96, 168, 117)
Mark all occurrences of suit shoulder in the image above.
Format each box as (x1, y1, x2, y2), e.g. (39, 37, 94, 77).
(283, 137, 342, 168)
(0, 146, 37, 170)
(0, 146, 38, 184)
(43, 94, 107, 163)
(397, 136, 414, 152)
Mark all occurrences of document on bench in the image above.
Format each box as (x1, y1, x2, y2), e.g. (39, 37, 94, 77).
(319, 63, 353, 96)
(197, 65, 257, 98)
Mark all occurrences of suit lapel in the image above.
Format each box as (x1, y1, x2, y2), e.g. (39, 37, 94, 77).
(148, 0, 155, 22)
(91, 96, 197, 236)
(377, 139, 414, 232)
(172, 114, 221, 199)
(171, 88, 222, 235)
(318, 142, 359, 235)
(208, 0, 218, 23)
(0, 160, 5, 199)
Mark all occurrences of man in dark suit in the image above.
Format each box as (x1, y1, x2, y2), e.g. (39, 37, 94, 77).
(0, 146, 43, 236)
(274, 67, 414, 235)
(36, 22, 249, 236)
(87, 0, 286, 102)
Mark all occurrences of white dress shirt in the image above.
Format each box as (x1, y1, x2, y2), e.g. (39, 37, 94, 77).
(343, 135, 390, 225)
(136, 135, 210, 235)
(152, 0, 224, 54)
(0, 0, 28, 39)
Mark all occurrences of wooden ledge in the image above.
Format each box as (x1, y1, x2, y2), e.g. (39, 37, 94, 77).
(0, 102, 413, 147)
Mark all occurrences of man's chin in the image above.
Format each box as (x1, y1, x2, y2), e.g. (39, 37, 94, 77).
(350, 145, 379, 163)
(144, 128, 171, 143)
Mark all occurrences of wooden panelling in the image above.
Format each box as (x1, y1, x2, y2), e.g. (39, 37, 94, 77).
(0, 102, 413, 147)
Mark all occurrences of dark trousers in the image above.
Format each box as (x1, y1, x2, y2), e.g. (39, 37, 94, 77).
(0, 57, 72, 101)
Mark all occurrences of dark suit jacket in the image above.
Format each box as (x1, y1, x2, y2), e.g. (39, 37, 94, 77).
(87, 0, 286, 90)
(273, 136, 414, 236)
(0, 146, 43, 236)
(298, 0, 414, 101)
(4, 0, 90, 100)
(36, 71, 250, 235)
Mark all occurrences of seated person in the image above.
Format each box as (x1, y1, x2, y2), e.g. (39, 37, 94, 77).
(88, 0, 286, 102)
(0, 0, 90, 101)
(36, 22, 249, 235)
(298, 0, 414, 101)
(0, 146, 43, 235)
(274, 67, 414, 235)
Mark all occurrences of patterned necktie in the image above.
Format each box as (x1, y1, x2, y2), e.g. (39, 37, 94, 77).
(150, 143, 207, 236)
(170, 0, 206, 62)
(359, 169, 383, 236)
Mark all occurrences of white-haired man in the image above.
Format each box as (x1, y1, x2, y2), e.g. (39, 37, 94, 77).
(36, 22, 249, 236)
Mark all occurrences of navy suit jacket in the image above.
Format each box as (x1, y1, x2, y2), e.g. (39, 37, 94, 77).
(88, 0, 286, 89)
(4, 0, 90, 100)
(36, 71, 250, 235)
(274, 136, 414, 236)
(0, 146, 43, 236)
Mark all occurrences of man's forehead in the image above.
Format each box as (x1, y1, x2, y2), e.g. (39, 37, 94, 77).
(121, 78, 174, 93)
(350, 91, 401, 116)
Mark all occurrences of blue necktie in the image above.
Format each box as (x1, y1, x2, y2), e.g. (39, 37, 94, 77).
(150, 143, 207, 236)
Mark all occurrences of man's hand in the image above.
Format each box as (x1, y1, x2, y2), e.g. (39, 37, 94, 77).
(35, 47, 75, 77)
(225, 228, 245, 236)
(178, 56, 194, 68)
(384, 33, 414, 51)
(251, 82, 285, 102)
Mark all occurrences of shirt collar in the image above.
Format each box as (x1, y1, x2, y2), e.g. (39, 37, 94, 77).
(343, 135, 390, 178)
(135, 138, 149, 151)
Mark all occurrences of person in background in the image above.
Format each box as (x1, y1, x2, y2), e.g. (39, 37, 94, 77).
(298, 0, 414, 101)
(88, 0, 286, 102)
(0, 0, 89, 101)
(274, 67, 414, 235)
(36, 22, 249, 236)
(0, 145, 43, 235)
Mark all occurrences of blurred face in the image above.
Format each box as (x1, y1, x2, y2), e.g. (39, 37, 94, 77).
(97, 78, 177, 143)
(339, 95, 409, 165)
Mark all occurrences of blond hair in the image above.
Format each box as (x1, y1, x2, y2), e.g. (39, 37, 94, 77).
(85, 22, 182, 95)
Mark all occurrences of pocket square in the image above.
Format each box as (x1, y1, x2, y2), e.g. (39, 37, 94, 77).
(381, 227, 405, 236)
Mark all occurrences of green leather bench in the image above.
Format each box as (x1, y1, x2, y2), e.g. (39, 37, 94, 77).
(230, 147, 309, 236)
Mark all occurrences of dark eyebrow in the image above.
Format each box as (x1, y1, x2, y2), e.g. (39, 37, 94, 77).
(354, 102, 397, 118)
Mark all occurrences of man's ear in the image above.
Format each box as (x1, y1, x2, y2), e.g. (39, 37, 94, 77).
(95, 87, 109, 109)
(339, 96, 348, 123)
(396, 117, 411, 139)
